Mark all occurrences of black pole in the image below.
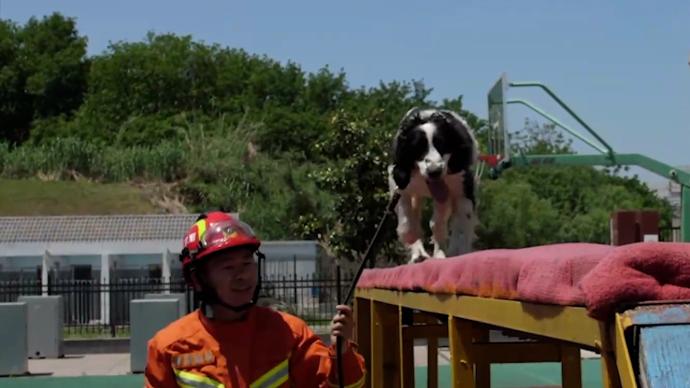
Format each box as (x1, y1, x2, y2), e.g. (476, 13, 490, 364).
(293, 255, 297, 304)
(335, 190, 400, 388)
(343, 190, 400, 305)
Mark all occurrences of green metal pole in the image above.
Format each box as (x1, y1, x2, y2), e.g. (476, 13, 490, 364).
(498, 77, 689, 241)
(509, 153, 690, 185)
(509, 81, 616, 161)
(507, 99, 609, 155)
(682, 186, 690, 243)
(504, 153, 690, 242)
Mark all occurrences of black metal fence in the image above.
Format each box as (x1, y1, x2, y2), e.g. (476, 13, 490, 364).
(0, 274, 351, 338)
(659, 226, 682, 242)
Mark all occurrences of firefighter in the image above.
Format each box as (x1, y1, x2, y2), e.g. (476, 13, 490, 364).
(145, 211, 366, 387)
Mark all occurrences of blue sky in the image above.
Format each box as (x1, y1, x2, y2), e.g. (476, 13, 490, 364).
(3, 0, 689, 187)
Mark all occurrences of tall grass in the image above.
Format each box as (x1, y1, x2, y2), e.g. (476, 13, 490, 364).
(0, 138, 186, 182)
(0, 116, 330, 240)
(0, 116, 250, 183)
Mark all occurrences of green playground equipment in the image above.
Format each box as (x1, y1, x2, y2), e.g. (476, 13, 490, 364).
(486, 73, 690, 242)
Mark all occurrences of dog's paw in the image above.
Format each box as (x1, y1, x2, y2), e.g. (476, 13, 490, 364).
(433, 248, 446, 259)
(409, 253, 430, 264)
(408, 240, 430, 264)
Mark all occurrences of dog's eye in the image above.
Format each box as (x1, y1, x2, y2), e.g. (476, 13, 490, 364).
(409, 133, 428, 159)
(433, 140, 448, 153)
(410, 133, 426, 147)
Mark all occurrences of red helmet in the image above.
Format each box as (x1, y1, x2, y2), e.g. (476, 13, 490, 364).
(180, 211, 261, 277)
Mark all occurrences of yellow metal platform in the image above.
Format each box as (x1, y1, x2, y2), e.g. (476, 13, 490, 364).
(353, 288, 688, 388)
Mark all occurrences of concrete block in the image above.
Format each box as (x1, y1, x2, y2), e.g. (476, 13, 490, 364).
(0, 302, 28, 376)
(129, 299, 179, 373)
(18, 295, 64, 358)
(145, 292, 187, 317)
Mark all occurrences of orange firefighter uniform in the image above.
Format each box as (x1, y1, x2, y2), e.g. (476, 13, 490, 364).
(144, 305, 366, 388)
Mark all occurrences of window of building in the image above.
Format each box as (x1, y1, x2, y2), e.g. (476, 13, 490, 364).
(73, 265, 92, 280)
(148, 264, 162, 279)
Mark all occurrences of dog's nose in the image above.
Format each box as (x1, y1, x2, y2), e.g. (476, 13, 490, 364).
(427, 166, 443, 179)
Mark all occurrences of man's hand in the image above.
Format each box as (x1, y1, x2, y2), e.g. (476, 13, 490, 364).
(330, 304, 354, 352)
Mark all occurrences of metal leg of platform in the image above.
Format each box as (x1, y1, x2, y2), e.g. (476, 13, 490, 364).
(354, 297, 372, 388)
(561, 344, 582, 388)
(472, 325, 491, 388)
(399, 306, 415, 388)
(598, 321, 623, 388)
(371, 300, 401, 387)
(614, 314, 638, 388)
(449, 317, 476, 388)
(427, 334, 439, 388)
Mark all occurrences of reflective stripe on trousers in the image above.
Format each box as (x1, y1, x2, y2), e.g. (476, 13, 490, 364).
(249, 358, 289, 388)
(173, 356, 289, 388)
(173, 368, 225, 388)
(328, 373, 366, 388)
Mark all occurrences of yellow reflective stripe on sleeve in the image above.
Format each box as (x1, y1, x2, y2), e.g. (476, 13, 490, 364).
(249, 358, 289, 388)
(173, 368, 225, 388)
(328, 373, 366, 388)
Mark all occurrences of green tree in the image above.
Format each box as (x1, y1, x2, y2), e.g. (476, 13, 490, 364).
(301, 92, 487, 264)
(511, 118, 574, 155)
(0, 19, 671, 254)
(475, 120, 672, 247)
(474, 180, 561, 249)
(0, 13, 88, 144)
(71, 33, 225, 143)
(304, 111, 400, 263)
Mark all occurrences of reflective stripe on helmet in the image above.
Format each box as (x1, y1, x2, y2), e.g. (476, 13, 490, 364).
(196, 219, 207, 244)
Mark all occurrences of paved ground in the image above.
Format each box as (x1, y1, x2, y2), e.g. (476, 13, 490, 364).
(4, 346, 601, 374)
(415, 360, 604, 388)
(1, 361, 606, 388)
(16, 347, 600, 377)
(19, 350, 435, 378)
(19, 349, 442, 377)
(0, 343, 604, 387)
(26, 353, 130, 377)
(12, 345, 447, 376)
(0, 375, 143, 388)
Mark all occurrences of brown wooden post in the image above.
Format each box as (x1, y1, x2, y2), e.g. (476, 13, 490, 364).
(371, 301, 400, 387)
(560, 344, 582, 388)
(354, 297, 371, 387)
(449, 317, 475, 388)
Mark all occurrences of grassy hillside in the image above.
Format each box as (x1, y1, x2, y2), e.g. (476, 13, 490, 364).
(0, 179, 162, 216)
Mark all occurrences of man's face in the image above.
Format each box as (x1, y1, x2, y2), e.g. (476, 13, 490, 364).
(196, 247, 258, 307)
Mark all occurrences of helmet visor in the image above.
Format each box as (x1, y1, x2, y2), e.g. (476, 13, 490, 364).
(200, 219, 257, 250)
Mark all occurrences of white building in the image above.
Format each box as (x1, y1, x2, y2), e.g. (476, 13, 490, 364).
(650, 166, 689, 242)
(0, 214, 200, 283)
(0, 213, 325, 280)
(0, 214, 327, 323)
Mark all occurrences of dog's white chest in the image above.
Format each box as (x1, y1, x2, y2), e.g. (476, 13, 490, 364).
(404, 170, 465, 200)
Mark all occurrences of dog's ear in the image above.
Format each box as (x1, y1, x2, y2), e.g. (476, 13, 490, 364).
(391, 107, 431, 190)
(437, 110, 478, 173)
(463, 170, 477, 209)
(392, 165, 411, 190)
(398, 107, 424, 135)
(392, 107, 423, 169)
(436, 110, 468, 132)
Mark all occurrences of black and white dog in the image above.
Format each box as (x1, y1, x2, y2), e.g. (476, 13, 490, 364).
(388, 108, 479, 263)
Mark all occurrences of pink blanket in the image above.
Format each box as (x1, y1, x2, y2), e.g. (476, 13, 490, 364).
(356, 242, 690, 320)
